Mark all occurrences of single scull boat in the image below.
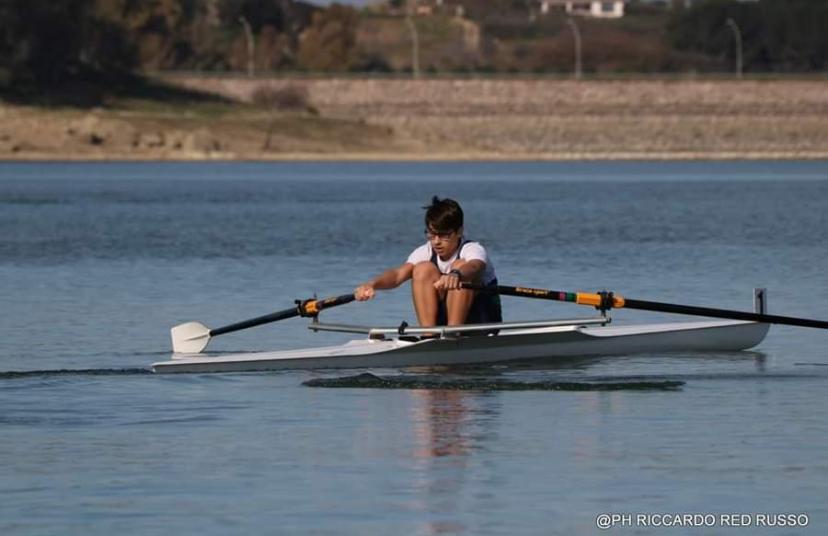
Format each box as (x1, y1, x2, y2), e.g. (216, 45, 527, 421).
(152, 283, 828, 372)
(152, 316, 769, 374)
(152, 287, 795, 374)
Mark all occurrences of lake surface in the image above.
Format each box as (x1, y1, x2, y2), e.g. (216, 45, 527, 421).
(1, 161, 827, 535)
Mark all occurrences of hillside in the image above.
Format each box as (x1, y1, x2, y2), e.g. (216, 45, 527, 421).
(3, 77, 827, 160)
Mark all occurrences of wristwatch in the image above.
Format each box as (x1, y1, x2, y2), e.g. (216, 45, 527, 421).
(449, 269, 462, 279)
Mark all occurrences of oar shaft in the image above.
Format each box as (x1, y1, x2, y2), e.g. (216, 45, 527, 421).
(464, 283, 827, 330)
(623, 298, 828, 329)
(462, 284, 625, 308)
(210, 293, 356, 337)
(210, 307, 299, 337)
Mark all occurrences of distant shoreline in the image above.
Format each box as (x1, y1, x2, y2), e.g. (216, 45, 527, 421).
(4, 152, 828, 163)
(3, 78, 827, 162)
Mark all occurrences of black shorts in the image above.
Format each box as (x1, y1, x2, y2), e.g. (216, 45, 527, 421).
(436, 287, 502, 325)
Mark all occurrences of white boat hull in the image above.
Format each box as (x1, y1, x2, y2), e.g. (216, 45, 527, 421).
(152, 320, 770, 374)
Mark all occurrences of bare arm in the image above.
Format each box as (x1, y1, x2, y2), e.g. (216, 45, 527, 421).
(434, 259, 485, 291)
(355, 263, 414, 301)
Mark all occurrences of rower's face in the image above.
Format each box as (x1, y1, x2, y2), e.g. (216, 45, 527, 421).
(426, 226, 462, 258)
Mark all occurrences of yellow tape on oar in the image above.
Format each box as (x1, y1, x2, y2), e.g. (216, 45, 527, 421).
(302, 300, 321, 315)
(575, 292, 626, 309)
(298, 294, 356, 317)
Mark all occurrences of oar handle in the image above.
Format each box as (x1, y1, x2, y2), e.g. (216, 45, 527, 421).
(210, 293, 356, 337)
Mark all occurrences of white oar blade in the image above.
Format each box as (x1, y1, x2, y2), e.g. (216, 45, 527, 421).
(171, 322, 211, 354)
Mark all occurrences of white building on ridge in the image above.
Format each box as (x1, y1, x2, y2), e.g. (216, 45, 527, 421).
(540, 1, 626, 19)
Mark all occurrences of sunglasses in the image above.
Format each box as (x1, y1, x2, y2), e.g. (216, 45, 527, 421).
(424, 228, 458, 241)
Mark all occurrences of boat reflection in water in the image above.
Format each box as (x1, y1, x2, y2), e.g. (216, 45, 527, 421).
(409, 389, 478, 535)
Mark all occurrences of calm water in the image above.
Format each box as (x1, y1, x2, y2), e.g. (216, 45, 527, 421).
(1, 161, 827, 535)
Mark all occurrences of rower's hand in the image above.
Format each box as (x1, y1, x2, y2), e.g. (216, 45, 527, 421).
(354, 284, 376, 301)
(434, 272, 462, 291)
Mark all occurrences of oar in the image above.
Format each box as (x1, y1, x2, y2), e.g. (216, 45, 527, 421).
(171, 293, 356, 353)
(462, 283, 828, 330)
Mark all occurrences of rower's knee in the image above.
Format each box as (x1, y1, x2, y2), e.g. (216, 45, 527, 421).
(412, 261, 440, 282)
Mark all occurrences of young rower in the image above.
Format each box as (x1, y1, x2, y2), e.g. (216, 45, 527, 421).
(354, 197, 502, 327)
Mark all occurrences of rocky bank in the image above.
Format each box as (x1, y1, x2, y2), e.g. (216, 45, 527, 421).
(3, 77, 828, 160)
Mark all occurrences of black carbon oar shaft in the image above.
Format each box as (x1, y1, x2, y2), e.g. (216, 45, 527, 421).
(211, 307, 300, 336)
(623, 298, 828, 329)
(210, 293, 356, 337)
(464, 283, 827, 330)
